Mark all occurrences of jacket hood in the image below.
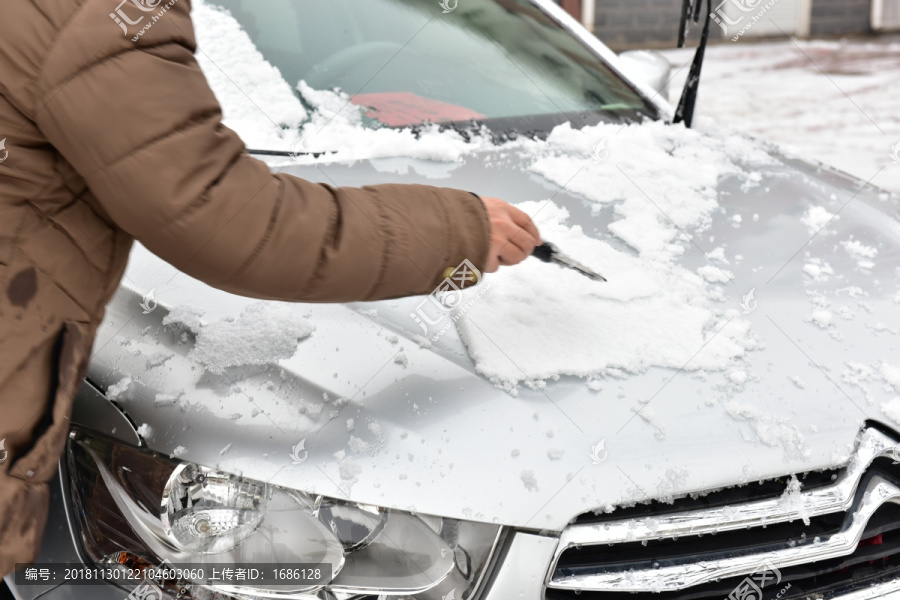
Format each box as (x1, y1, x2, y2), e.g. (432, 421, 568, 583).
(86, 131, 900, 531)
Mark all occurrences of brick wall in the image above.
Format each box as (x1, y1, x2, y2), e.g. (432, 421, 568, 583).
(592, 0, 727, 50)
(589, 0, 875, 51)
(810, 0, 873, 35)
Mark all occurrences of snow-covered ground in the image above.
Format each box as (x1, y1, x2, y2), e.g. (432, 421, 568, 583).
(661, 38, 900, 194)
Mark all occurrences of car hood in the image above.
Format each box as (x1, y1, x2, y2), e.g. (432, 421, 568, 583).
(85, 138, 900, 531)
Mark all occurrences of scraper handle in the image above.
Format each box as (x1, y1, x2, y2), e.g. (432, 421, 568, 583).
(532, 242, 556, 263)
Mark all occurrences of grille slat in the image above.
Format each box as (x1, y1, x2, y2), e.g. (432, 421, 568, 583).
(547, 426, 900, 599)
(556, 512, 847, 573)
(573, 469, 843, 526)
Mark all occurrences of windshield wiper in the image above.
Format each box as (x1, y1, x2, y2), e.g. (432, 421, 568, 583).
(673, 0, 712, 128)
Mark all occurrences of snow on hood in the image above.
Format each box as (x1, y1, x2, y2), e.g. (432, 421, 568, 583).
(89, 2, 900, 527)
(192, 0, 779, 393)
(456, 200, 755, 390)
(164, 303, 315, 374)
(455, 120, 777, 389)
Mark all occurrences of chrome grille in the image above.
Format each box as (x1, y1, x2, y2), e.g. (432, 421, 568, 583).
(546, 426, 900, 597)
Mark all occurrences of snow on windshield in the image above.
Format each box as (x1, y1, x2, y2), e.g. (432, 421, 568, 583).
(193, 0, 307, 149)
(192, 0, 494, 159)
(291, 82, 494, 163)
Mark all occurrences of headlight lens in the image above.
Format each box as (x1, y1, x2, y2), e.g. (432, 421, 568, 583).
(162, 463, 270, 554)
(317, 500, 387, 552)
(66, 430, 505, 599)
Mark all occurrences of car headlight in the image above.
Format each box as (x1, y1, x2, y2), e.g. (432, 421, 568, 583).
(162, 463, 272, 554)
(66, 429, 505, 599)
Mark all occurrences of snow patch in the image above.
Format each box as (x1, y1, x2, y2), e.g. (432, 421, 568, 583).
(107, 377, 132, 400)
(190, 303, 313, 373)
(882, 363, 900, 391)
(452, 121, 773, 388)
(292, 82, 492, 164)
(162, 305, 205, 333)
(801, 206, 835, 233)
(698, 265, 733, 283)
(728, 370, 748, 385)
(547, 448, 565, 461)
(348, 436, 371, 455)
(810, 309, 833, 328)
(802, 260, 833, 282)
(841, 239, 878, 260)
(412, 335, 433, 348)
(780, 475, 810, 526)
(882, 398, 900, 427)
(192, 0, 307, 149)
(339, 460, 363, 482)
(456, 200, 756, 388)
(724, 400, 810, 461)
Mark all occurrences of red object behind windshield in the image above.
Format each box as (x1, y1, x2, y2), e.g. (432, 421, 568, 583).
(351, 92, 484, 127)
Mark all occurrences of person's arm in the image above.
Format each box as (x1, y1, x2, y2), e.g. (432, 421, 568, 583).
(30, 0, 536, 302)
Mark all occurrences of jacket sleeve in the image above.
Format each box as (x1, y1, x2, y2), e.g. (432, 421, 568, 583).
(29, 0, 490, 302)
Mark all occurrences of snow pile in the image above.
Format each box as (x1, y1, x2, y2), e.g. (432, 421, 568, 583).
(107, 377, 132, 399)
(882, 363, 900, 391)
(841, 239, 878, 269)
(801, 206, 835, 233)
(520, 470, 539, 492)
(810, 308, 834, 328)
(883, 398, 900, 426)
(724, 400, 810, 461)
(162, 305, 204, 333)
(779, 475, 810, 526)
(288, 83, 494, 164)
(528, 120, 774, 259)
(807, 293, 847, 336)
(456, 121, 771, 388)
(846, 362, 900, 413)
(455, 201, 754, 387)
(803, 259, 834, 282)
(183, 302, 314, 373)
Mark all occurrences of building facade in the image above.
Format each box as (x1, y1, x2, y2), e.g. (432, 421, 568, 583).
(554, 0, 900, 49)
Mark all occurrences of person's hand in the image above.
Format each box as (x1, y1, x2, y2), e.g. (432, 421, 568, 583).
(480, 196, 541, 273)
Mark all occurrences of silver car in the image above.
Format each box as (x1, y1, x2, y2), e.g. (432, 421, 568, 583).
(6, 1, 900, 600)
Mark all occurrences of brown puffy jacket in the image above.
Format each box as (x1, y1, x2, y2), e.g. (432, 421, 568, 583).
(0, 0, 490, 574)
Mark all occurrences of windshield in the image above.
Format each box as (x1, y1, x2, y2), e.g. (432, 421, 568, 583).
(206, 0, 658, 132)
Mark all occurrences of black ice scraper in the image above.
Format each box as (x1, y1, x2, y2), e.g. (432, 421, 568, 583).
(532, 242, 606, 282)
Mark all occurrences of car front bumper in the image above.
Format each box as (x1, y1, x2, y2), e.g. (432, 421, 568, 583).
(3, 466, 558, 600)
(10, 466, 900, 600)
